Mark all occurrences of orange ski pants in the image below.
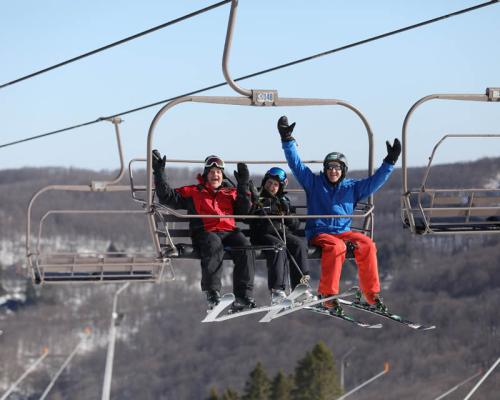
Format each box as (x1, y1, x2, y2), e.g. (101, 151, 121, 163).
(310, 231, 380, 304)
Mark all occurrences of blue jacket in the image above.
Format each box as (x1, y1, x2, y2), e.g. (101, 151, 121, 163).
(283, 140, 394, 239)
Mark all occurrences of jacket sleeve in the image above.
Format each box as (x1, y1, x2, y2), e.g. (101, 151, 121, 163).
(153, 171, 189, 209)
(233, 183, 252, 215)
(282, 140, 315, 190)
(353, 161, 394, 201)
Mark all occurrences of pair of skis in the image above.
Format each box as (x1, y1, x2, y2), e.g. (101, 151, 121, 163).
(202, 284, 436, 330)
(202, 284, 377, 328)
(338, 298, 436, 330)
(202, 284, 354, 323)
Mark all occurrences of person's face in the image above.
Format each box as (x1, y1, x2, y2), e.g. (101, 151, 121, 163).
(325, 162, 343, 184)
(206, 167, 224, 189)
(264, 177, 280, 195)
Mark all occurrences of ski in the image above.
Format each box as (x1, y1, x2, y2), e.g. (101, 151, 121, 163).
(303, 306, 383, 328)
(212, 302, 284, 322)
(338, 299, 436, 330)
(259, 286, 358, 323)
(207, 284, 314, 322)
(201, 293, 235, 323)
(202, 293, 293, 323)
(258, 283, 315, 323)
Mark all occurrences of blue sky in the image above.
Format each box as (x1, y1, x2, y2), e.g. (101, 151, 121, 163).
(1, 0, 499, 174)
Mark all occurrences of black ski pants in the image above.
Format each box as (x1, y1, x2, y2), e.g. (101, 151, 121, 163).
(192, 229, 254, 299)
(251, 233, 309, 291)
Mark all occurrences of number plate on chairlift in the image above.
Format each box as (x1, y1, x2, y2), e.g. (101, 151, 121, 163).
(253, 90, 278, 105)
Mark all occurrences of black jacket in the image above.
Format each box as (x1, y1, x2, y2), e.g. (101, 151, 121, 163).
(249, 188, 300, 239)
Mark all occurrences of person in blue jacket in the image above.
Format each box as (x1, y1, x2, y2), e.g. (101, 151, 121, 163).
(276, 115, 401, 316)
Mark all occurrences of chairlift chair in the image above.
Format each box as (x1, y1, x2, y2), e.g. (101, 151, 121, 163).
(26, 118, 169, 284)
(144, 0, 377, 267)
(400, 88, 500, 234)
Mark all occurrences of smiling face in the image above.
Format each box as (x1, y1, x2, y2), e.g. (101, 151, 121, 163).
(264, 177, 280, 196)
(325, 162, 343, 184)
(206, 167, 224, 189)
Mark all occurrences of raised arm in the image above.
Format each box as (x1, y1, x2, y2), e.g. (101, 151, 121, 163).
(277, 116, 314, 189)
(152, 150, 188, 209)
(233, 162, 252, 215)
(354, 138, 401, 200)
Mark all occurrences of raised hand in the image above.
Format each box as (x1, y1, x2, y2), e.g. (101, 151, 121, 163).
(234, 162, 249, 186)
(384, 138, 401, 165)
(277, 115, 296, 142)
(152, 149, 166, 173)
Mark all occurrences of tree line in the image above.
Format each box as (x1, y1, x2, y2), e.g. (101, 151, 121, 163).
(207, 341, 343, 400)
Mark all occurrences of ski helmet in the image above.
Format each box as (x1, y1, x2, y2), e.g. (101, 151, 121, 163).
(203, 155, 226, 179)
(323, 152, 348, 181)
(261, 167, 288, 194)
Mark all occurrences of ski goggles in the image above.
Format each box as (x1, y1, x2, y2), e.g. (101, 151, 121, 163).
(266, 167, 288, 183)
(204, 156, 225, 169)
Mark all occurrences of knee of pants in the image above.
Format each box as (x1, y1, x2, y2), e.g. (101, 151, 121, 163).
(201, 238, 223, 256)
(322, 242, 346, 256)
(355, 240, 377, 259)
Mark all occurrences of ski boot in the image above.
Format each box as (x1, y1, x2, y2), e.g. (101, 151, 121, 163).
(371, 294, 388, 314)
(354, 287, 363, 304)
(205, 290, 221, 311)
(319, 295, 345, 316)
(271, 289, 287, 306)
(231, 296, 257, 313)
(295, 288, 318, 304)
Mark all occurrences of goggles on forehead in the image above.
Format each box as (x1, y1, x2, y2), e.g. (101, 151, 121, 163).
(204, 156, 225, 169)
(325, 163, 343, 171)
(267, 167, 287, 182)
(266, 167, 288, 186)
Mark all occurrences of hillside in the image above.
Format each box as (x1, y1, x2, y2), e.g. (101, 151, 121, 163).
(0, 158, 499, 399)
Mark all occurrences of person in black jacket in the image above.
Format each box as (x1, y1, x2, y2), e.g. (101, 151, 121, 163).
(152, 151, 256, 312)
(249, 167, 314, 305)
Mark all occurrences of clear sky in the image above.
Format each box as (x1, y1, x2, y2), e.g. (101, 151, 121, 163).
(1, 0, 499, 175)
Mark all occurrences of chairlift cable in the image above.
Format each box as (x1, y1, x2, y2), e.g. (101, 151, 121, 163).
(0, 0, 497, 150)
(0, 0, 231, 90)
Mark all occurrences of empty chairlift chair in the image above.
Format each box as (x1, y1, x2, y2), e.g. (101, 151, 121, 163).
(26, 119, 168, 284)
(400, 88, 500, 235)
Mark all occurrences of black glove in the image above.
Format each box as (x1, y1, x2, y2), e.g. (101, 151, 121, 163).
(383, 138, 401, 165)
(152, 149, 166, 174)
(277, 115, 296, 142)
(234, 162, 249, 186)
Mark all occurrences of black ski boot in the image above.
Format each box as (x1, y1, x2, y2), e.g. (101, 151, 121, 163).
(319, 295, 345, 317)
(354, 287, 363, 304)
(372, 294, 388, 314)
(206, 290, 221, 310)
(231, 296, 256, 313)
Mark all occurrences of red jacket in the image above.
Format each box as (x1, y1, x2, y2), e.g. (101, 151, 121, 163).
(155, 173, 251, 234)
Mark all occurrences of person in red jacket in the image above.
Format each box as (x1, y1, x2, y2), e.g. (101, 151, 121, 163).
(152, 151, 255, 312)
